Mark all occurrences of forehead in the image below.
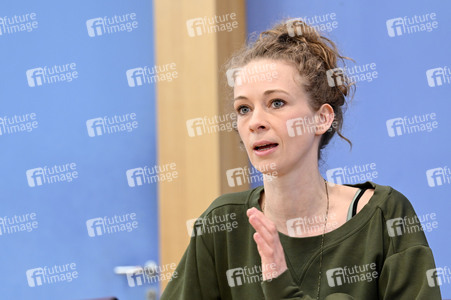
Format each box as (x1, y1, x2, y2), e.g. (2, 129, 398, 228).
(233, 59, 305, 97)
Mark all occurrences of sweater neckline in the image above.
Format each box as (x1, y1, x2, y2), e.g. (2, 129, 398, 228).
(248, 181, 382, 244)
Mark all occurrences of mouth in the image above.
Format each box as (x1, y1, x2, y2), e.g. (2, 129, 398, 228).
(252, 141, 279, 156)
(253, 143, 279, 151)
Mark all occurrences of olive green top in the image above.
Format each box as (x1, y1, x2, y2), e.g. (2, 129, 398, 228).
(161, 181, 442, 299)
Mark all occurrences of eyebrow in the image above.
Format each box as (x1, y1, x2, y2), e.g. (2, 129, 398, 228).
(233, 89, 290, 101)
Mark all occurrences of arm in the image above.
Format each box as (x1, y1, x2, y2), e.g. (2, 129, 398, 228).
(247, 207, 315, 300)
(160, 231, 220, 300)
(261, 270, 315, 299)
(379, 188, 442, 299)
(378, 245, 442, 299)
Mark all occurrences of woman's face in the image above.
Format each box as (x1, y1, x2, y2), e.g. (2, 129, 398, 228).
(233, 59, 332, 176)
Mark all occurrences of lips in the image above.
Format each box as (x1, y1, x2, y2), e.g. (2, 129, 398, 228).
(253, 143, 279, 151)
(252, 140, 279, 153)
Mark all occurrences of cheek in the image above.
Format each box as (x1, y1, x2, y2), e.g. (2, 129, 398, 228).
(279, 113, 303, 137)
(236, 118, 247, 139)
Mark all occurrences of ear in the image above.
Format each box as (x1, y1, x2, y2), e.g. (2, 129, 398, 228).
(314, 104, 335, 135)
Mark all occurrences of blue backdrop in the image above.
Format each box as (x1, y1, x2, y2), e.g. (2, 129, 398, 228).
(247, 0, 451, 297)
(1, 0, 450, 299)
(0, 1, 159, 299)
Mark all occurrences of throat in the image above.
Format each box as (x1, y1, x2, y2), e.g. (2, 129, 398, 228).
(259, 182, 332, 237)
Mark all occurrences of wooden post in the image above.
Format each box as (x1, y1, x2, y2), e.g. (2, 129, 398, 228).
(154, 0, 248, 291)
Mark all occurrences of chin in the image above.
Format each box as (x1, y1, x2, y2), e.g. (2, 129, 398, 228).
(250, 159, 279, 175)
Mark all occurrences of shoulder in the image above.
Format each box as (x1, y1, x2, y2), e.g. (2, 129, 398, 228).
(200, 186, 262, 218)
(366, 181, 417, 218)
(365, 182, 430, 250)
(346, 181, 414, 212)
(345, 181, 422, 226)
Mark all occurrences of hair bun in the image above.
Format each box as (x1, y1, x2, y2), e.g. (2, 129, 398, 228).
(225, 18, 355, 159)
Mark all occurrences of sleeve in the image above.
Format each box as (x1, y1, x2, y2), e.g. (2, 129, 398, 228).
(261, 270, 315, 300)
(160, 233, 220, 300)
(378, 188, 442, 299)
(378, 245, 442, 299)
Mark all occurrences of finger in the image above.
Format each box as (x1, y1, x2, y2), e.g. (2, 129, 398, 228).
(247, 208, 282, 255)
(248, 208, 275, 232)
(248, 214, 273, 241)
(249, 220, 282, 262)
(246, 207, 260, 217)
(253, 232, 273, 256)
(247, 208, 272, 232)
(254, 232, 286, 278)
(248, 212, 277, 243)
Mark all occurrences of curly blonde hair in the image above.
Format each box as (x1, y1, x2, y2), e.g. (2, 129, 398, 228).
(226, 19, 354, 160)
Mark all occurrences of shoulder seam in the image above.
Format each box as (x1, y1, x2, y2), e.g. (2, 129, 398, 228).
(384, 243, 432, 259)
(203, 202, 247, 219)
(201, 187, 258, 218)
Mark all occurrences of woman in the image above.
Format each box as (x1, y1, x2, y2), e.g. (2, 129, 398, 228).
(161, 20, 442, 299)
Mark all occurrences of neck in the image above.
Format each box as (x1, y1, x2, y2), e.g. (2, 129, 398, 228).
(260, 160, 329, 231)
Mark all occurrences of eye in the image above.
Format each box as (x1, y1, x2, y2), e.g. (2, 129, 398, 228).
(236, 105, 251, 115)
(271, 99, 286, 109)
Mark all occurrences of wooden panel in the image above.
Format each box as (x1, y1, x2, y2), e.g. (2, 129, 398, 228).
(216, 0, 249, 195)
(154, 0, 248, 291)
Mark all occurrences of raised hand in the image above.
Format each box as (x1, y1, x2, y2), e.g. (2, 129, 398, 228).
(247, 207, 288, 281)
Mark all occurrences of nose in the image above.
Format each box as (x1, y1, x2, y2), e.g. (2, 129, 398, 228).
(248, 107, 270, 133)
